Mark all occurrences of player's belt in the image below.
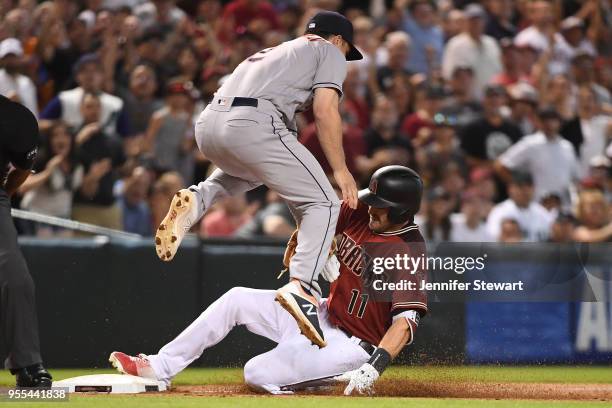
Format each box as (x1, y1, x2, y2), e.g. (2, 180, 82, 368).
(338, 327, 376, 355)
(231, 97, 258, 107)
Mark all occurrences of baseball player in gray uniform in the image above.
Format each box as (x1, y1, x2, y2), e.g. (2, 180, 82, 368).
(154, 11, 362, 348)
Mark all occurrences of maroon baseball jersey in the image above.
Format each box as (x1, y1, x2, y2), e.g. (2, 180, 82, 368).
(327, 202, 428, 345)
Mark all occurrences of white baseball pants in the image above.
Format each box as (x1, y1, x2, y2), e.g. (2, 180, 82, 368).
(146, 287, 370, 393)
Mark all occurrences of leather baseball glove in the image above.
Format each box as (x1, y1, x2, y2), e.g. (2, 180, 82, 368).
(278, 230, 339, 282)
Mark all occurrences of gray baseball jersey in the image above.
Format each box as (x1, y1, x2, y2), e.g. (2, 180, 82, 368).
(190, 35, 348, 293)
(217, 35, 347, 129)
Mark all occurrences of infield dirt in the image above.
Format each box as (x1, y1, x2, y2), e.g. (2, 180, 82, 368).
(170, 380, 612, 401)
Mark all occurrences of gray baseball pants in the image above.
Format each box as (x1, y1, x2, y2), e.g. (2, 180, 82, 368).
(190, 97, 340, 292)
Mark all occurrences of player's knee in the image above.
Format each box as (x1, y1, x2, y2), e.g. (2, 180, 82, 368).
(218, 287, 251, 317)
(244, 357, 288, 394)
(243, 356, 271, 391)
(223, 286, 249, 301)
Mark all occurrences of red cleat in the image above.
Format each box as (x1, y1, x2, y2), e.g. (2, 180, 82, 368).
(109, 351, 157, 380)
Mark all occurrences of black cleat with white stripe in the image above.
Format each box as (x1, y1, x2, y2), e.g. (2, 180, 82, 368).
(275, 281, 326, 347)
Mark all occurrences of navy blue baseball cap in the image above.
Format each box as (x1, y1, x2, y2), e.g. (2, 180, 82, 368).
(306, 11, 363, 61)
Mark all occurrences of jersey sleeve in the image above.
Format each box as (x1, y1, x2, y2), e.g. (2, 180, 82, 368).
(312, 43, 347, 96)
(335, 201, 353, 234)
(4, 101, 39, 170)
(335, 201, 368, 234)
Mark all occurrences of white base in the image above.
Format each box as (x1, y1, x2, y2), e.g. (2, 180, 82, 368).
(52, 374, 167, 394)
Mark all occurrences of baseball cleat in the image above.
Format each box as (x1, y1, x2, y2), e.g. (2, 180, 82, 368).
(275, 280, 326, 348)
(155, 189, 199, 262)
(109, 351, 157, 380)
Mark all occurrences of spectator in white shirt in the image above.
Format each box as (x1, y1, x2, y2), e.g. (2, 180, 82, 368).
(442, 4, 502, 98)
(495, 108, 580, 206)
(556, 17, 597, 72)
(39, 54, 130, 138)
(516, 11, 597, 76)
(486, 172, 554, 242)
(18, 122, 84, 236)
(585, 156, 612, 203)
(560, 86, 612, 176)
(450, 189, 492, 242)
(0, 38, 38, 117)
(514, 0, 552, 50)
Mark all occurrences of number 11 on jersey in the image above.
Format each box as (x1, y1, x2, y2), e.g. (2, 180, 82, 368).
(347, 289, 368, 318)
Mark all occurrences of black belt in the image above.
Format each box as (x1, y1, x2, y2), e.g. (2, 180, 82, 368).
(339, 327, 376, 355)
(230, 97, 258, 107)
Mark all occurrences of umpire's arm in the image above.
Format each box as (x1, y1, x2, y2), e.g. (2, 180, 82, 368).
(4, 168, 32, 197)
(1, 101, 39, 197)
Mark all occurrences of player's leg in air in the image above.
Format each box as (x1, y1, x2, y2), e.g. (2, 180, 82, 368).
(155, 10, 360, 349)
(154, 167, 261, 261)
(154, 101, 341, 348)
(109, 288, 368, 393)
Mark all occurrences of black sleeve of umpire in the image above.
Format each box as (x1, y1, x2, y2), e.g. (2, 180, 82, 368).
(4, 100, 39, 170)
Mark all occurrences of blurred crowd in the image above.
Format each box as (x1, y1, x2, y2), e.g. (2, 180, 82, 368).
(1, 0, 611, 243)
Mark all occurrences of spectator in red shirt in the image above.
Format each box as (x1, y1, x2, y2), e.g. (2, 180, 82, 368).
(299, 108, 366, 179)
(342, 64, 369, 130)
(401, 83, 446, 146)
(200, 195, 251, 237)
(491, 38, 531, 87)
(219, 0, 279, 43)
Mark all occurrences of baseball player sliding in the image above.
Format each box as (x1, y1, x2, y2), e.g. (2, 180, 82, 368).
(110, 166, 427, 395)
(154, 11, 361, 348)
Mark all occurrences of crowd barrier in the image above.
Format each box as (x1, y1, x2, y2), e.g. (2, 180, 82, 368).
(1, 238, 609, 367)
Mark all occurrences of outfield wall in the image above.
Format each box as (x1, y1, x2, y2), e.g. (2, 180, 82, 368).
(1, 238, 609, 367)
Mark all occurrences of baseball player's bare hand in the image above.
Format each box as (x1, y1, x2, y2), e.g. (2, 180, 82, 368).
(334, 168, 358, 209)
(334, 363, 379, 395)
